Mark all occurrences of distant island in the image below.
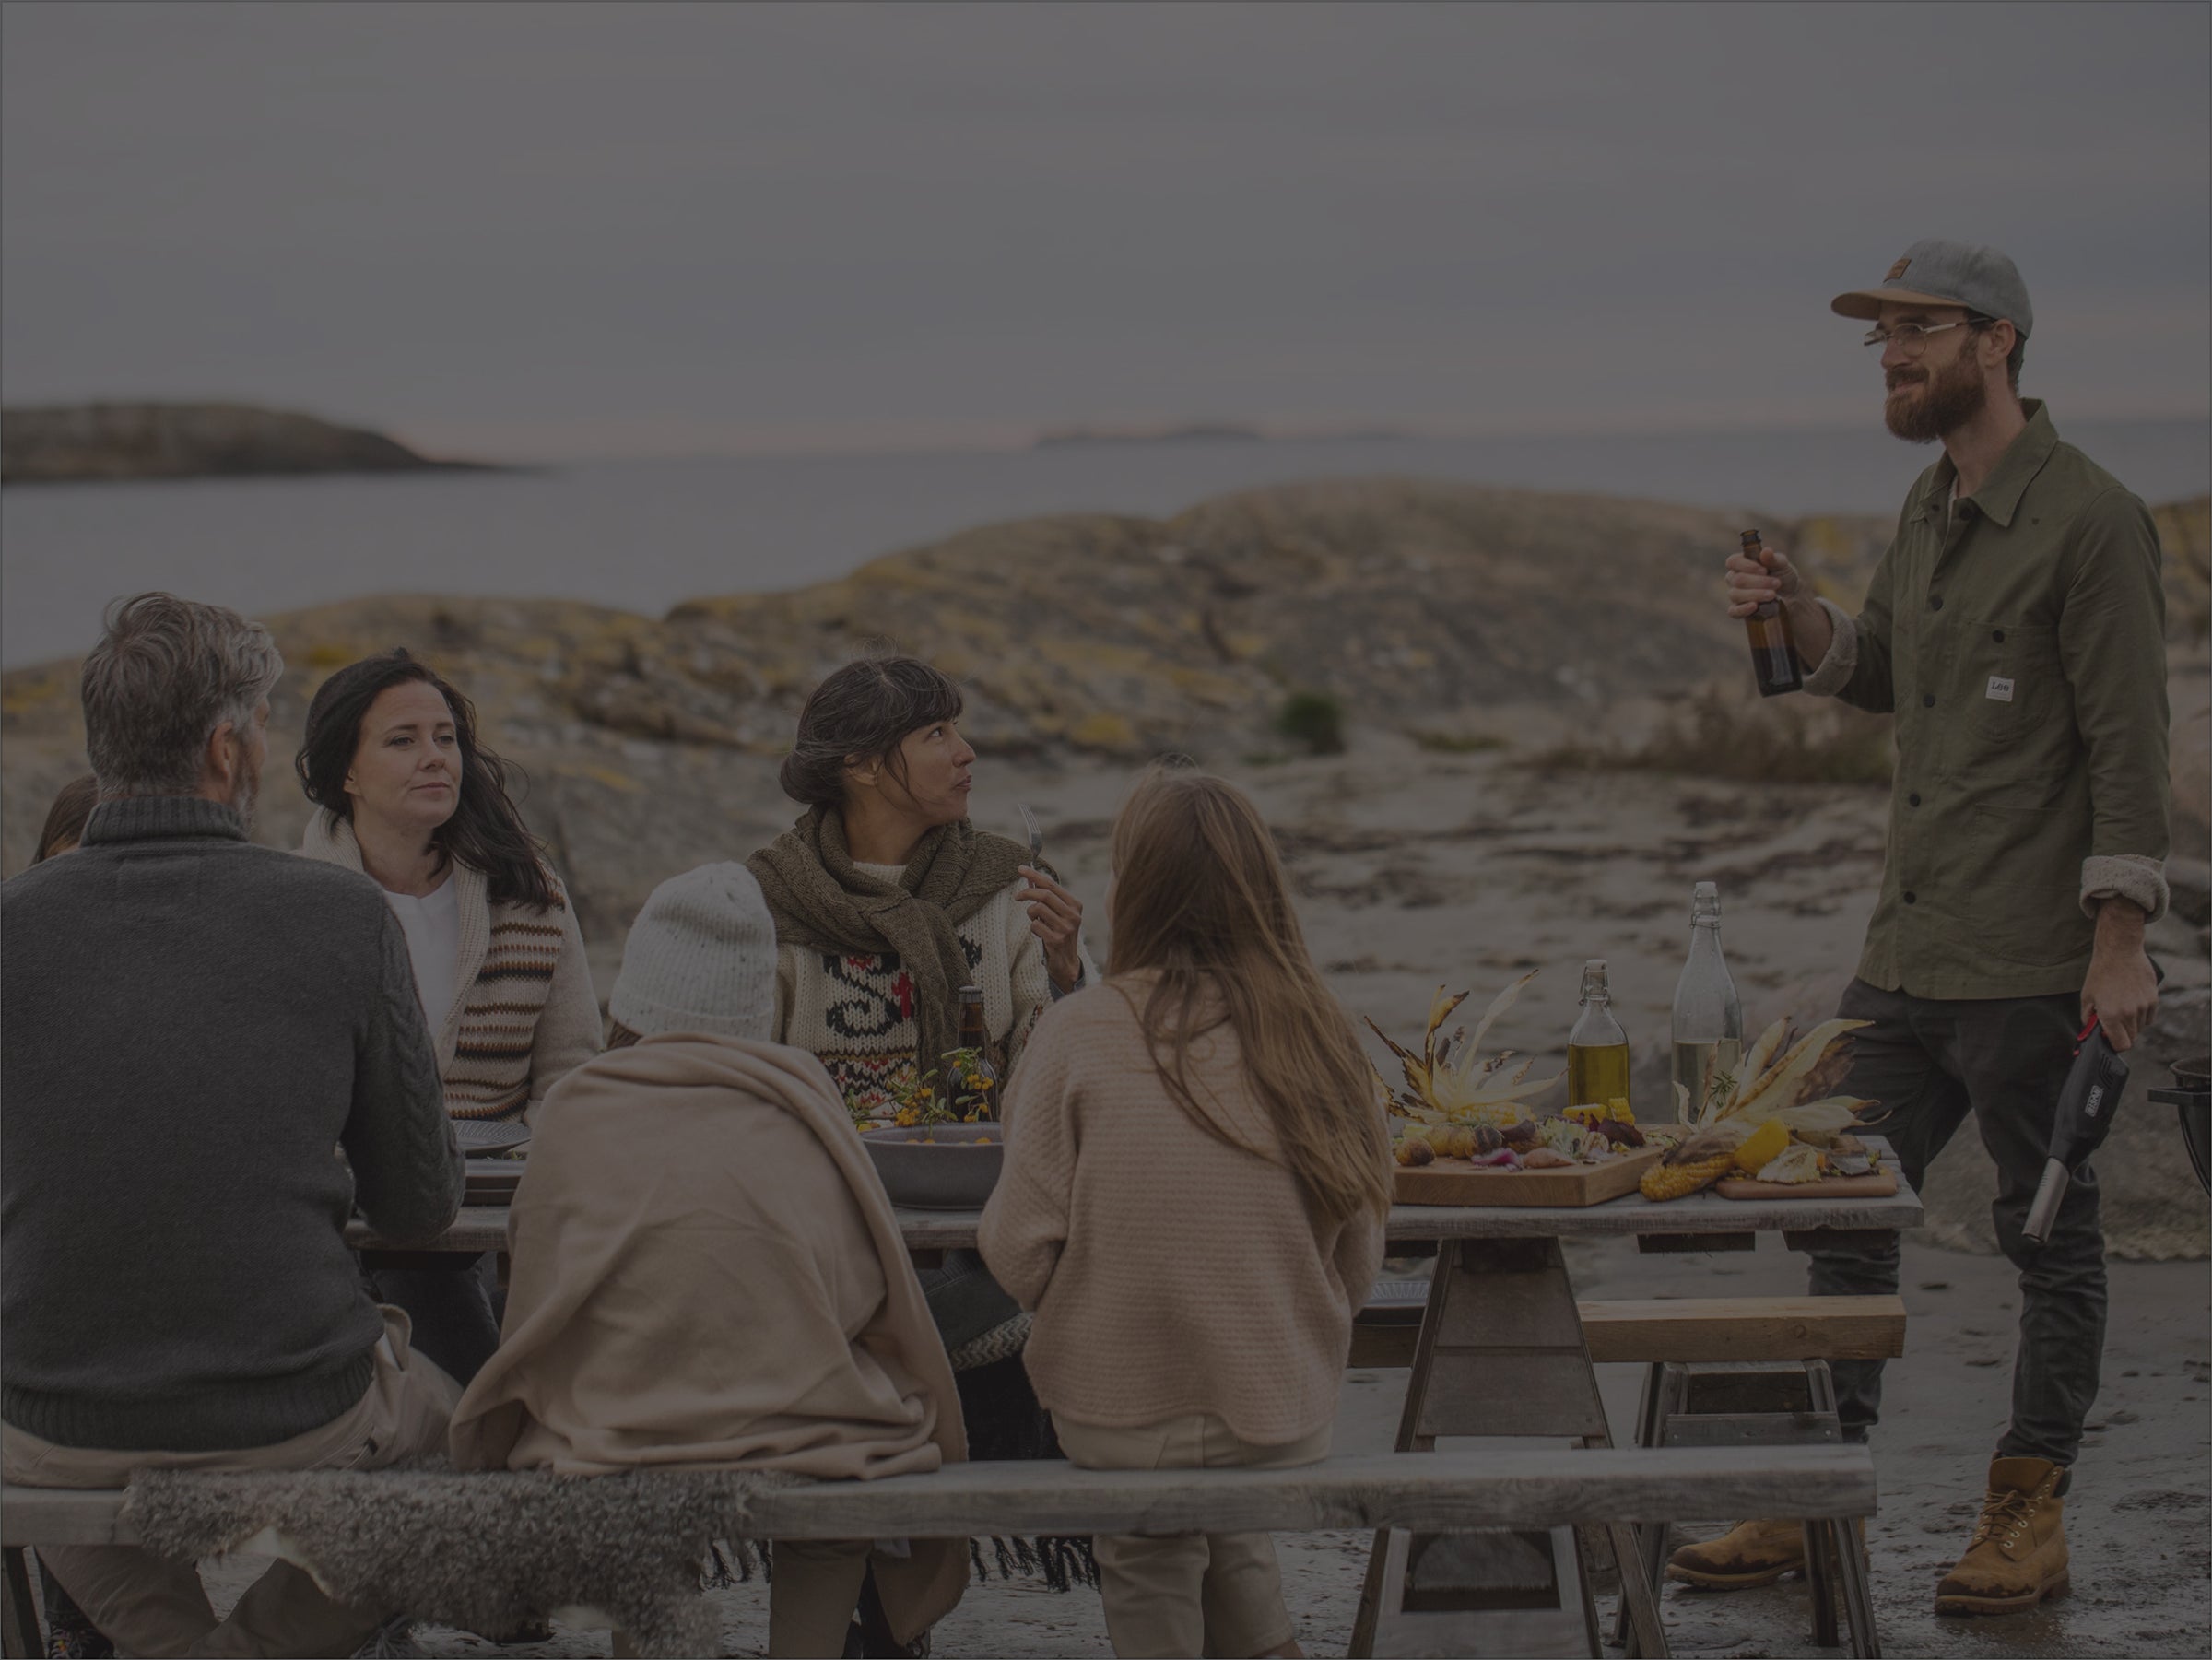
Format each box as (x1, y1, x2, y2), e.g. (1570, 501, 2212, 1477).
(0, 401, 499, 485)
(1031, 420, 1408, 449)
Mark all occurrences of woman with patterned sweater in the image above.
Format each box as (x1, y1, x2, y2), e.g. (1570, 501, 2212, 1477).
(297, 649, 600, 1384)
(747, 655, 1100, 1654)
(747, 655, 1093, 1126)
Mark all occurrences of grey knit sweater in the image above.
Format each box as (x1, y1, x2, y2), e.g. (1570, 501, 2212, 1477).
(1, 795, 462, 1451)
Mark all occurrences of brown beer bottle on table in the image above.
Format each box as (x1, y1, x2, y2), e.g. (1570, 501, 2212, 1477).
(941, 983, 999, 1122)
(1740, 529, 1804, 697)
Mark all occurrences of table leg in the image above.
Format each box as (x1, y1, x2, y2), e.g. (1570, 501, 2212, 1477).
(2, 1547, 40, 1660)
(1350, 1236, 1668, 1659)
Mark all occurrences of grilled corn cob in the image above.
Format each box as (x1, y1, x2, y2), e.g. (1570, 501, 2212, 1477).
(1640, 1152, 1735, 1201)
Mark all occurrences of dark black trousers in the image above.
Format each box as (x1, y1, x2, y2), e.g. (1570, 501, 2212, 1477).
(1802, 977, 2106, 1467)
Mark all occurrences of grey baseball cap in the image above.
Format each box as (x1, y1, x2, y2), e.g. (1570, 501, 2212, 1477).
(1830, 239, 2032, 338)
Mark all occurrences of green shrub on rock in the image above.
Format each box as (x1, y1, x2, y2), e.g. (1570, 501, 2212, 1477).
(1277, 690, 1346, 755)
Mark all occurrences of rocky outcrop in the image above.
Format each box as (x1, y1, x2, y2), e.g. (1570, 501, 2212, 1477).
(0, 402, 493, 484)
(5, 477, 2205, 1255)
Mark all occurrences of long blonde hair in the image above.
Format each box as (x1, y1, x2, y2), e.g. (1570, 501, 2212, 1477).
(1106, 765, 1392, 1226)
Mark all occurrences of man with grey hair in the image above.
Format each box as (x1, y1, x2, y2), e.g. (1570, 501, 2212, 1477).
(2, 593, 464, 1655)
(1682, 242, 2170, 1618)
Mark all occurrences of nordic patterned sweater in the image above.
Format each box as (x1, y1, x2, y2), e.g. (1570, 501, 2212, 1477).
(773, 864, 1097, 1125)
(301, 812, 602, 1125)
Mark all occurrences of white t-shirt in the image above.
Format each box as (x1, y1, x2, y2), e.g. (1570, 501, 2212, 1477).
(382, 875, 461, 1034)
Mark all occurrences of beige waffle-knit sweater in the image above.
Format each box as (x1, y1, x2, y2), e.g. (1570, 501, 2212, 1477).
(979, 981, 1386, 1445)
(301, 812, 602, 1124)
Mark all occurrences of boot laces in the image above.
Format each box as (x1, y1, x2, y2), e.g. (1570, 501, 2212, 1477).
(1969, 1488, 2037, 1550)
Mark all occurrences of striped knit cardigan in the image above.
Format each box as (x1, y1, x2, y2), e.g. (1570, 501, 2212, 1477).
(300, 812, 602, 1124)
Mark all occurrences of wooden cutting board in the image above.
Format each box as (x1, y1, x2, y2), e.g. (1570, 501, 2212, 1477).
(1714, 1167, 1899, 1201)
(1394, 1144, 1662, 1207)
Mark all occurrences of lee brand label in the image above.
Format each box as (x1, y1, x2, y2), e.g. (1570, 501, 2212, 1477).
(1986, 676, 2015, 702)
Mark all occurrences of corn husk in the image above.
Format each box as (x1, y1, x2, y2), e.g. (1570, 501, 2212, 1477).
(1367, 974, 1562, 1127)
(1663, 1122, 1751, 1165)
(1755, 1143, 1826, 1184)
(1768, 1098, 1879, 1144)
(1696, 1018, 1878, 1131)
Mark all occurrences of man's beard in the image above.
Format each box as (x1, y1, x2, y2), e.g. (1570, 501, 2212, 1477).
(1884, 349, 1987, 443)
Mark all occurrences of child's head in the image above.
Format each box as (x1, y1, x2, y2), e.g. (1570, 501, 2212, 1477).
(34, 773, 100, 862)
(1105, 763, 1391, 1223)
(608, 864, 778, 1047)
(1108, 762, 1305, 978)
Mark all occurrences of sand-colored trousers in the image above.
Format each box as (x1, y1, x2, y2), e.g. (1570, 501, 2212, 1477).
(765, 1537, 876, 1657)
(2, 1306, 459, 1658)
(1053, 1411, 1331, 1660)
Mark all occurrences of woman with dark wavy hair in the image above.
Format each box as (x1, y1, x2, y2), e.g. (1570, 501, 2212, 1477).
(296, 648, 600, 1383)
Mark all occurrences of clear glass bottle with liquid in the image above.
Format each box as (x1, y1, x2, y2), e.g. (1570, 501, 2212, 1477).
(1670, 881, 1745, 1124)
(1567, 959, 1631, 1113)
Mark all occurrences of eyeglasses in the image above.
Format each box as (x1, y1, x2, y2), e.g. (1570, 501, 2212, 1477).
(1862, 319, 1990, 358)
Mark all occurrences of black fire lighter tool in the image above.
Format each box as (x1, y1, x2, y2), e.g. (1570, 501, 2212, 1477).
(2021, 1016, 2128, 1248)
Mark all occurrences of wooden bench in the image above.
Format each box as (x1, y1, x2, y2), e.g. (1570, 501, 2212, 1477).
(1349, 1290, 1903, 1655)
(1349, 1291, 1908, 1369)
(2, 1445, 1877, 1657)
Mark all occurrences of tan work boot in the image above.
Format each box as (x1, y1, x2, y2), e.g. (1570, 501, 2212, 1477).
(1665, 1518, 1806, 1589)
(1935, 1456, 2070, 1616)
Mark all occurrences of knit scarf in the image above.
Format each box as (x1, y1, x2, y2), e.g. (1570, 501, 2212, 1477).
(747, 806, 1042, 1074)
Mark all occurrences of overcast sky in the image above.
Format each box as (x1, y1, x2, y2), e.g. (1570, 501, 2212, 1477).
(4, 2, 2206, 459)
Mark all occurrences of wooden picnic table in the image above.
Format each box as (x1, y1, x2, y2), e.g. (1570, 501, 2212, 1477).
(352, 1145, 1919, 1658)
(350, 1152, 1923, 1255)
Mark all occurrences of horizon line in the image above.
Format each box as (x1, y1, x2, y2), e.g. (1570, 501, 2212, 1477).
(387, 403, 2212, 466)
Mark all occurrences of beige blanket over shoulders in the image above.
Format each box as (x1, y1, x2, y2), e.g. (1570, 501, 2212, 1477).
(448, 1033, 967, 1637)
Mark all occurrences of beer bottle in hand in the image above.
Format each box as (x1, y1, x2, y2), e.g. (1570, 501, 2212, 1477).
(941, 983, 999, 1122)
(1741, 530, 1804, 696)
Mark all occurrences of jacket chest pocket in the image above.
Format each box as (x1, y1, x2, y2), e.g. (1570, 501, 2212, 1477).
(1958, 618, 2060, 743)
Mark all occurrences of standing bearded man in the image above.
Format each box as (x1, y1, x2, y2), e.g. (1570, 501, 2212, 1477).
(1669, 241, 2170, 1617)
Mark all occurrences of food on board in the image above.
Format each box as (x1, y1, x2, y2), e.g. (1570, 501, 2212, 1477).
(1731, 1118, 1792, 1176)
(1640, 1148, 1740, 1200)
(1564, 1097, 1636, 1128)
(1636, 1021, 1888, 1200)
(1753, 1143, 1825, 1184)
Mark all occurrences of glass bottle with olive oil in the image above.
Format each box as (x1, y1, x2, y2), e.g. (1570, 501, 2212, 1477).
(1567, 959, 1631, 1113)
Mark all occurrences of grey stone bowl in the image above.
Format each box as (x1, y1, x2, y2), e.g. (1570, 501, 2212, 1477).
(861, 1124, 1005, 1209)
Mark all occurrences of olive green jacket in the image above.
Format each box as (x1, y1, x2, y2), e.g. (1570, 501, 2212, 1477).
(1804, 401, 2170, 999)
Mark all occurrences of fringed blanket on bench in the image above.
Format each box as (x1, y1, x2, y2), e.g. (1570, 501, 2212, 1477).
(121, 1462, 1094, 1659)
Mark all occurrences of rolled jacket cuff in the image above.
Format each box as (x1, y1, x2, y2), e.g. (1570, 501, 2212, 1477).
(1799, 599, 1860, 699)
(2080, 854, 2168, 924)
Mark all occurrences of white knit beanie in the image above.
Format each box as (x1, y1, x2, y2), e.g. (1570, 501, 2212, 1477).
(609, 863, 777, 1042)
